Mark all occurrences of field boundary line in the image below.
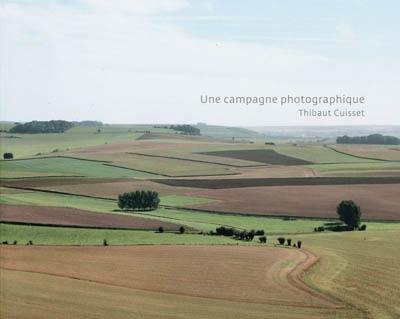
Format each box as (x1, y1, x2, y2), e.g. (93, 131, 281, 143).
(324, 145, 399, 162)
(0, 175, 85, 180)
(126, 152, 267, 168)
(0, 221, 176, 231)
(103, 163, 240, 178)
(131, 211, 245, 230)
(1, 185, 116, 201)
(152, 176, 400, 188)
(0, 155, 114, 163)
(102, 163, 163, 176)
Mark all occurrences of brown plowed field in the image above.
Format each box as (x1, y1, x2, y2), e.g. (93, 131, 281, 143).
(1, 178, 196, 199)
(193, 184, 400, 220)
(153, 176, 400, 188)
(0, 245, 341, 308)
(0, 204, 183, 230)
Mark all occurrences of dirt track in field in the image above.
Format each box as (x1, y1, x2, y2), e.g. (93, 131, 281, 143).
(0, 204, 183, 230)
(0, 245, 341, 308)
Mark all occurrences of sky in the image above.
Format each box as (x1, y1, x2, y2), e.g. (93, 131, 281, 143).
(1, 0, 399, 126)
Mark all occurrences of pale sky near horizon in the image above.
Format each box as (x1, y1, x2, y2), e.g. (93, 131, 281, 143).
(1, 0, 399, 126)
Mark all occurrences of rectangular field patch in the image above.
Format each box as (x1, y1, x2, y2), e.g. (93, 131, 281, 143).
(198, 149, 312, 165)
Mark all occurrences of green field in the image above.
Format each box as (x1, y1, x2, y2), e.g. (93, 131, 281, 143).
(0, 224, 236, 245)
(0, 157, 157, 178)
(310, 161, 400, 176)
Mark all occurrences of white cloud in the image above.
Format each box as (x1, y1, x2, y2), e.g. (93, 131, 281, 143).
(336, 23, 356, 43)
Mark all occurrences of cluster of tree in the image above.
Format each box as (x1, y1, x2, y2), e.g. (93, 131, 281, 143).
(313, 201, 366, 232)
(277, 237, 302, 248)
(10, 120, 74, 134)
(169, 124, 200, 135)
(3, 152, 13, 160)
(212, 226, 265, 242)
(157, 226, 185, 234)
(118, 190, 160, 211)
(336, 133, 399, 145)
(1, 240, 31, 245)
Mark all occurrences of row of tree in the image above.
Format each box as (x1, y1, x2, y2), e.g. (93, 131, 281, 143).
(170, 124, 200, 135)
(118, 191, 160, 210)
(336, 133, 399, 145)
(10, 120, 74, 134)
(212, 226, 265, 241)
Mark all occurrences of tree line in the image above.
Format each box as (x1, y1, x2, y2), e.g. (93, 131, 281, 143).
(8, 120, 104, 134)
(170, 124, 200, 135)
(337, 133, 399, 145)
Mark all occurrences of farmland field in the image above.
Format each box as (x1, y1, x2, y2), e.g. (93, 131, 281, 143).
(1, 124, 400, 319)
(199, 149, 312, 165)
(1, 188, 399, 233)
(298, 230, 400, 319)
(310, 161, 400, 177)
(271, 144, 376, 164)
(153, 176, 400, 188)
(1, 245, 353, 319)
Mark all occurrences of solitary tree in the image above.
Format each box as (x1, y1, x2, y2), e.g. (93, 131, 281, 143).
(336, 200, 362, 230)
(3, 152, 13, 160)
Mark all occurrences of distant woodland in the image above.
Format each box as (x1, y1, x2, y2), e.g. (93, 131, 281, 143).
(337, 133, 400, 145)
(8, 120, 103, 134)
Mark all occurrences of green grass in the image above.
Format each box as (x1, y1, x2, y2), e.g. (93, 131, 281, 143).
(0, 157, 157, 178)
(0, 190, 117, 211)
(0, 224, 236, 245)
